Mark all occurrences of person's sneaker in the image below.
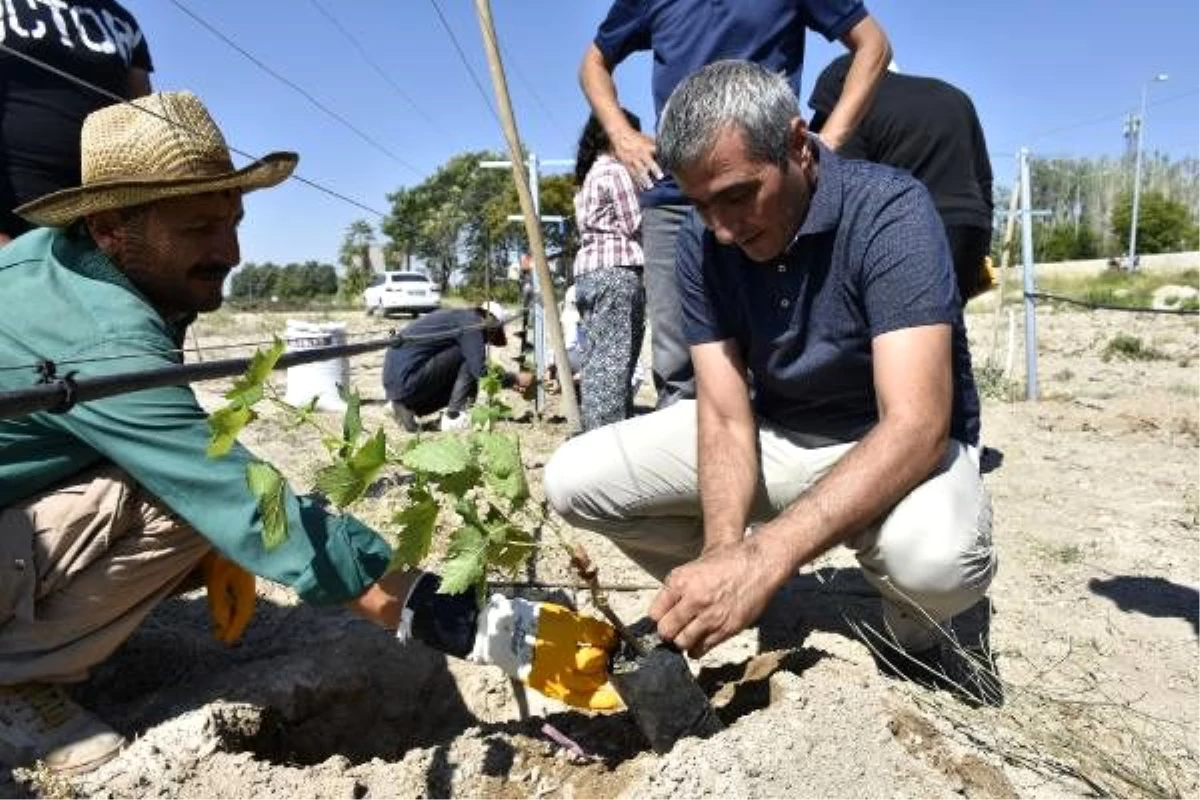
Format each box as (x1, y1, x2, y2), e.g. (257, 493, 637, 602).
(874, 641, 1003, 708)
(0, 683, 126, 776)
(870, 599, 1004, 708)
(440, 411, 469, 431)
(390, 401, 419, 433)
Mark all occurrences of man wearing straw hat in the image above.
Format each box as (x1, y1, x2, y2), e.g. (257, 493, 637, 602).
(0, 92, 620, 776)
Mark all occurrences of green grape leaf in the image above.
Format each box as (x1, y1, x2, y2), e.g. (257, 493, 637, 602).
(439, 525, 488, 595)
(430, 464, 481, 497)
(228, 337, 284, 402)
(350, 428, 387, 473)
(285, 396, 321, 430)
(486, 523, 536, 574)
(246, 460, 288, 550)
(476, 432, 528, 502)
(401, 436, 472, 476)
(387, 488, 439, 571)
(314, 461, 359, 509)
(339, 385, 363, 456)
(479, 370, 502, 398)
(207, 402, 255, 458)
(469, 404, 505, 431)
(314, 429, 387, 508)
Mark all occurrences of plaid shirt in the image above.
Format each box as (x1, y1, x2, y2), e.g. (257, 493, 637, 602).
(573, 154, 643, 276)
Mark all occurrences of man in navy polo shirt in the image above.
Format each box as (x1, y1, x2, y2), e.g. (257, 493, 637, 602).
(546, 61, 999, 706)
(579, 0, 892, 409)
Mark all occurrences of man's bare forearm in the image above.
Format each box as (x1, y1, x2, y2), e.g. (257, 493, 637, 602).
(697, 397, 759, 550)
(819, 17, 892, 150)
(579, 44, 635, 139)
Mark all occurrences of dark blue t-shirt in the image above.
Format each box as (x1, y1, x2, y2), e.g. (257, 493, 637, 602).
(382, 309, 487, 401)
(593, 0, 867, 206)
(677, 143, 981, 446)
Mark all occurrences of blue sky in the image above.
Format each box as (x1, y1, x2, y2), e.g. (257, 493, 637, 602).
(125, 0, 1199, 268)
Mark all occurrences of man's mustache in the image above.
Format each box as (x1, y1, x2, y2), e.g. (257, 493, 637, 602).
(191, 263, 233, 278)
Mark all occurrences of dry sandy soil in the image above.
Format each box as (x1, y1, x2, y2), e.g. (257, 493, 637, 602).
(3, 290, 1197, 799)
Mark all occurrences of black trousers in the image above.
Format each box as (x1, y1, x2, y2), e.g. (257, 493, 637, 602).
(394, 349, 477, 417)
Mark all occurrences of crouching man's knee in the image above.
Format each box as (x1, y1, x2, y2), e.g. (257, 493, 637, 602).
(861, 443, 997, 622)
(543, 435, 592, 527)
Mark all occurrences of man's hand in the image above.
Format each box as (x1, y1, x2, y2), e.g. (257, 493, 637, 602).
(612, 128, 663, 191)
(649, 541, 778, 658)
(201, 551, 256, 645)
(471, 595, 622, 711)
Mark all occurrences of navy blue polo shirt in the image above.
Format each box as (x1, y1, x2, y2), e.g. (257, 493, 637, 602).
(594, 0, 867, 207)
(677, 142, 981, 446)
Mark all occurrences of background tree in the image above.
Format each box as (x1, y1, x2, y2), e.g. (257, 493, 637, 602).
(384, 152, 580, 296)
(1034, 223, 1100, 263)
(1110, 191, 1200, 255)
(339, 219, 377, 302)
(229, 262, 281, 304)
(230, 261, 338, 305)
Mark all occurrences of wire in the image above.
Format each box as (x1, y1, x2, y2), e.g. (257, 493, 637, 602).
(168, 0, 423, 177)
(306, 0, 457, 145)
(427, 0, 502, 128)
(993, 89, 1200, 153)
(494, 33, 568, 141)
(0, 42, 388, 219)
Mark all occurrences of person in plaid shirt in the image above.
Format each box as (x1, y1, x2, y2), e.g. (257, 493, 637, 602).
(571, 109, 647, 431)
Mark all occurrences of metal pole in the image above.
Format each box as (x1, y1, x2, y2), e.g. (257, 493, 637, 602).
(1128, 74, 1168, 272)
(481, 155, 573, 418)
(1019, 147, 1038, 401)
(1127, 83, 1148, 272)
(528, 153, 547, 414)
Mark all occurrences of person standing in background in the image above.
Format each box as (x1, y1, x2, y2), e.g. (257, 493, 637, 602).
(808, 55, 996, 305)
(571, 110, 646, 431)
(578, 0, 892, 408)
(0, 0, 153, 245)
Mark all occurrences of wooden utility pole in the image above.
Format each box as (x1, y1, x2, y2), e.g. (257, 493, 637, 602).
(473, 0, 581, 432)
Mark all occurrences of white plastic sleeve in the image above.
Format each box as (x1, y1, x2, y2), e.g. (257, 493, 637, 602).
(467, 593, 538, 680)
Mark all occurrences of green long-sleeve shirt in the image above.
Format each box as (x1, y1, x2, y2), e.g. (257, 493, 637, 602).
(0, 228, 391, 604)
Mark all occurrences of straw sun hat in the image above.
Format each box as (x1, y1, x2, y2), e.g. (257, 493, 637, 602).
(15, 91, 298, 227)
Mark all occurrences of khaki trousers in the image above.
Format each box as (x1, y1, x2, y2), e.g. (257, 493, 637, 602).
(0, 465, 210, 685)
(544, 401, 996, 650)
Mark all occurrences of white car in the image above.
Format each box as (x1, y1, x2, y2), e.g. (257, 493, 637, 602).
(363, 271, 442, 316)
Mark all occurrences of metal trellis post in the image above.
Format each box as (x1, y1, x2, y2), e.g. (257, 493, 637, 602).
(1019, 147, 1039, 401)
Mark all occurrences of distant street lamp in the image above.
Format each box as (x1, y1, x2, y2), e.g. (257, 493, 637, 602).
(1127, 72, 1169, 271)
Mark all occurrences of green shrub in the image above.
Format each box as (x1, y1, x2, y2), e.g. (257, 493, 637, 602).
(1102, 333, 1167, 362)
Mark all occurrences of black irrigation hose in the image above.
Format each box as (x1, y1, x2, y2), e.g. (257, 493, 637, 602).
(0, 315, 509, 421)
(1027, 291, 1200, 316)
(0, 333, 405, 420)
(0, 326, 402, 374)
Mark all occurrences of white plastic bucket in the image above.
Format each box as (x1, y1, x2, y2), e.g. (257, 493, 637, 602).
(283, 320, 351, 412)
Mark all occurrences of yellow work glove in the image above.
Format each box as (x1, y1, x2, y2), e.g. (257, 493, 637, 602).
(469, 594, 623, 711)
(979, 255, 998, 293)
(201, 551, 256, 645)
